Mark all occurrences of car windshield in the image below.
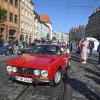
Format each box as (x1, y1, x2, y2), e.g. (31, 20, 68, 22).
(32, 45, 60, 55)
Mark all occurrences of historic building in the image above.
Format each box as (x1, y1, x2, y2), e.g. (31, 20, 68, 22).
(34, 13, 50, 40)
(0, 0, 19, 41)
(85, 7, 100, 40)
(19, 0, 34, 45)
(41, 21, 50, 40)
(34, 13, 41, 40)
(53, 31, 69, 43)
(69, 25, 85, 41)
(40, 15, 53, 40)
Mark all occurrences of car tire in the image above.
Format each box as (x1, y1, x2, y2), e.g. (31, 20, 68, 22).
(50, 69, 62, 86)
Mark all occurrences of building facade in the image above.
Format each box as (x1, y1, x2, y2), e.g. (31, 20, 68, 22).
(52, 31, 62, 42)
(0, 0, 19, 41)
(34, 13, 50, 40)
(34, 13, 41, 40)
(41, 21, 50, 39)
(69, 25, 85, 41)
(40, 15, 53, 40)
(53, 32, 69, 44)
(19, 0, 34, 45)
(62, 33, 69, 44)
(85, 7, 100, 40)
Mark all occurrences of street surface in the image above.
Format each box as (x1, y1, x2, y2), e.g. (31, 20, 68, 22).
(66, 53, 100, 100)
(0, 54, 100, 100)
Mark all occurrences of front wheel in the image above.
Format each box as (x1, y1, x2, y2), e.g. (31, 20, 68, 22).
(50, 70, 62, 86)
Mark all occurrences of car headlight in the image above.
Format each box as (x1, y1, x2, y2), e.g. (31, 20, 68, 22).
(41, 70, 48, 77)
(34, 69, 40, 76)
(7, 66, 12, 72)
(12, 67, 17, 72)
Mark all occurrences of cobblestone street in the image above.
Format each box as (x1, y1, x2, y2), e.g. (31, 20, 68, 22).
(0, 54, 100, 100)
(66, 54, 100, 100)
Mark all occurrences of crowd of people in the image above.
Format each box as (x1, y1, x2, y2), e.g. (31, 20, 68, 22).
(0, 38, 100, 65)
(0, 40, 20, 56)
(0, 39, 59, 56)
(69, 38, 100, 65)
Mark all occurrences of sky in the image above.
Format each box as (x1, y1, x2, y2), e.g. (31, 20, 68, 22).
(33, 0, 100, 33)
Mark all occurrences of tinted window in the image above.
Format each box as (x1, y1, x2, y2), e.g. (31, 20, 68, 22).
(32, 45, 60, 55)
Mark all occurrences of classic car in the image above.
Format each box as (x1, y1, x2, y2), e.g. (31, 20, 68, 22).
(6, 44, 71, 86)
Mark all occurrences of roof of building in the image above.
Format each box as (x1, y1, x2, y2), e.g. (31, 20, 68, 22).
(40, 15, 51, 23)
(89, 7, 100, 18)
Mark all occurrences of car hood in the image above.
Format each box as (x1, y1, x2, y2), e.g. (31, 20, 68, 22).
(7, 54, 57, 69)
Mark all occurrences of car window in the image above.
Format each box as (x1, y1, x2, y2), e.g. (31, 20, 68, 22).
(60, 46, 67, 53)
(32, 45, 60, 55)
(32, 45, 42, 54)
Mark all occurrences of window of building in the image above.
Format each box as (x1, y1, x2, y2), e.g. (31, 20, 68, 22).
(23, 10, 26, 16)
(10, 0, 13, 5)
(14, 15, 17, 23)
(25, 0, 27, 5)
(9, 13, 13, 22)
(0, 10, 7, 22)
(25, 10, 28, 17)
(4, 0, 8, 2)
(4, 10, 7, 21)
(22, 8, 24, 15)
(21, 22, 24, 29)
(22, 0, 24, 2)
(15, 0, 18, 7)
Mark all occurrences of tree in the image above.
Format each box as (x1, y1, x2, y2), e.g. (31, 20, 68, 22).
(0, 8, 6, 40)
(0, 8, 6, 24)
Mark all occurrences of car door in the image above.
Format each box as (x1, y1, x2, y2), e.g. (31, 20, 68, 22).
(60, 46, 68, 71)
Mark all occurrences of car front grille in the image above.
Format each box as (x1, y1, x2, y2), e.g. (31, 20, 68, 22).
(17, 67, 34, 75)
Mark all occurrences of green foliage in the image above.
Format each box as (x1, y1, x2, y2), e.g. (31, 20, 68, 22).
(0, 8, 6, 23)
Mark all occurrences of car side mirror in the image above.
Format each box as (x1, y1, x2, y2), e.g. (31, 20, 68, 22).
(56, 51, 61, 56)
(18, 51, 23, 56)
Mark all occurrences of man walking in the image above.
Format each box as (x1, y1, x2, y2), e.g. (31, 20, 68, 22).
(97, 40, 100, 65)
(89, 40, 94, 56)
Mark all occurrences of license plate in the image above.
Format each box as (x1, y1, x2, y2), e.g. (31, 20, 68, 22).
(16, 76, 32, 83)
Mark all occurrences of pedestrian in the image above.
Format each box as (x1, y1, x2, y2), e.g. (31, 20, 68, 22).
(70, 41, 73, 52)
(9, 45, 14, 55)
(89, 40, 94, 56)
(13, 44, 19, 55)
(2, 41, 9, 55)
(0, 39, 3, 55)
(97, 40, 100, 65)
(76, 39, 82, 55)
(81, 38, 89, 64)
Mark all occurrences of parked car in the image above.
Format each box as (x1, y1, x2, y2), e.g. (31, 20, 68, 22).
(6, 44, 71, 86)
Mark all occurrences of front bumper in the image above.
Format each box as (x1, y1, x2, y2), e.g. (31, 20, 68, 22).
(8, 75, 50, 84)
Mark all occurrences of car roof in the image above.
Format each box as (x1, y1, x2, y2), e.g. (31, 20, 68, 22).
(36, 44, 64, 47)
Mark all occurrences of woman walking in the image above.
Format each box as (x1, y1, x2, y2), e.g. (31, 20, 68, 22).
(81, 38, 89, 64)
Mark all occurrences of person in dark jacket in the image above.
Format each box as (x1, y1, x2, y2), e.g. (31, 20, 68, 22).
(97, 40, 100, 65)
(0, 40, 3, 55)
(89, 40, 94, 56)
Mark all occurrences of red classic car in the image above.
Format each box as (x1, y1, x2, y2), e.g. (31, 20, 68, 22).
(6, 44, 71, 86)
